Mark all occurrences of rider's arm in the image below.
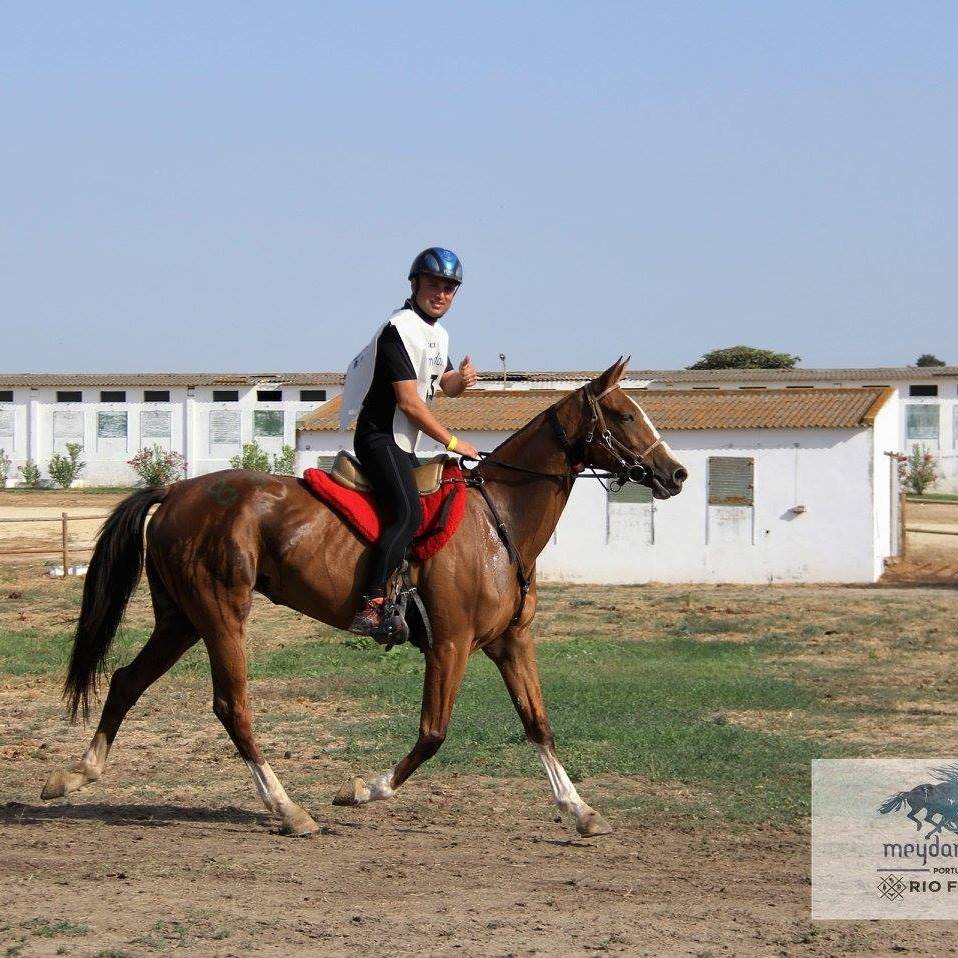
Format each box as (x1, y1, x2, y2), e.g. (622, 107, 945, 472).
(393, 380, 455, 447)
(440, 356, 477, 398)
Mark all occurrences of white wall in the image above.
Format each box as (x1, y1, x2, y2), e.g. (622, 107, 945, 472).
(299, 424, 882, 584)
(1, 384, 340, 486)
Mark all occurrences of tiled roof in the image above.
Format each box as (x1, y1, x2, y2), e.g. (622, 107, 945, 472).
(0, 372, 344, 388)
(299, 387, 893, 433)
(478, 366, 958, 383)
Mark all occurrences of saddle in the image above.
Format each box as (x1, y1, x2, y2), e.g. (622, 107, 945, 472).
(328, 451, 447, 495)
(300, 454, 467, 562)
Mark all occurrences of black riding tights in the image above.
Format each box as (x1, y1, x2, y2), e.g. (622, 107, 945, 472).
(354, 439, 422, 598)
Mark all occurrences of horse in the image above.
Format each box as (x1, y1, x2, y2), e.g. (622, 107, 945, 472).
(41, 358, 688, 837)
(879, 765, 958, 838)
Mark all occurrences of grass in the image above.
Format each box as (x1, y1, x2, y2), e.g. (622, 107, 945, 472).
(3, 568, 957, 827)
(907, 492, 958, 503)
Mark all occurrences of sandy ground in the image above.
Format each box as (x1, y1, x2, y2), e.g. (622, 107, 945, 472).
(1, 492, 956, 955)
(3, 676, 958, 958)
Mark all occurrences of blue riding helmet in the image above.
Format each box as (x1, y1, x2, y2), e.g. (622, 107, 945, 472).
(408, 247, 463, 285)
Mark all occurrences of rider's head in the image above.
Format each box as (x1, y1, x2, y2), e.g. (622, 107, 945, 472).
(408, 247, 462, 320)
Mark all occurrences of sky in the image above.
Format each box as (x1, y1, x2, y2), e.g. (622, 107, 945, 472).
(1, 2, 955, 374)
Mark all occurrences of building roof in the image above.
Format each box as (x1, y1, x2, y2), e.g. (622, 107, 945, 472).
(0, 372, 344, 388)
(300, 387, 894, 433)
(477, 366, 958, 384)
(0, 365, 951, 389)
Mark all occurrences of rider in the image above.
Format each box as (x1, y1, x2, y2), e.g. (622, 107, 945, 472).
(341, 247, 480, 635)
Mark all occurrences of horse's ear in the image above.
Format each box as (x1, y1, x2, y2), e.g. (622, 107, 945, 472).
(592, 356, 628, 392)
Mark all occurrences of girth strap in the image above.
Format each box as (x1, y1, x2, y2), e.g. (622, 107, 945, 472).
(472, 481, 531, 626)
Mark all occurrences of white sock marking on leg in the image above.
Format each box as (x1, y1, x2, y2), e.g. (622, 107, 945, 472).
(534, 744, 586, 816)
(245, 760, 294, 815)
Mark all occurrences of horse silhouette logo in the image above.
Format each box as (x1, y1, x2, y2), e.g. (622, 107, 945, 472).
(878, 764, 958, 838)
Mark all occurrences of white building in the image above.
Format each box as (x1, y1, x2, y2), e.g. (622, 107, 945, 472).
(476, 365, 958, 492)
(298, 386, 900, 584)
(0, 373, 342, 486)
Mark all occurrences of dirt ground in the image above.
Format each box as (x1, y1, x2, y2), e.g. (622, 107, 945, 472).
(1, 493, 957, 956)
(3, 675, 958, 958)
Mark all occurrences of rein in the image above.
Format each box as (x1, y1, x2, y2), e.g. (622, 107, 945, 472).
(449, 383, 662, 626)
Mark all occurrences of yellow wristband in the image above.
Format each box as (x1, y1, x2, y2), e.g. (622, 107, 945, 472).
(446, 435, 459, 452)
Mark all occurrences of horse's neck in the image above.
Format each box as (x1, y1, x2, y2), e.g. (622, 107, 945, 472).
(479, 413, 575, 568)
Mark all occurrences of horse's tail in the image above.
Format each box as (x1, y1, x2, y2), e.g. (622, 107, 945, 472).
(64, 486, 168, 722)
(878, 791, 909, 815)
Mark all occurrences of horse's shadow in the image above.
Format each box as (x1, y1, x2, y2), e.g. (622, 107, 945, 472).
(1, 800, 268, 828)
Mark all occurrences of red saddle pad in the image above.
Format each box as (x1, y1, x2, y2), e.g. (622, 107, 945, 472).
(301, 461, 467, 561)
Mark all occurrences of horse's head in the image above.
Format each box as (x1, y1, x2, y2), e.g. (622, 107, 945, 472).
(561, 358, 687, 499)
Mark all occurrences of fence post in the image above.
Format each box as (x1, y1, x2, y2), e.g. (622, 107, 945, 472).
(899, 493, 907, 561)
(61, 512, 69, 575)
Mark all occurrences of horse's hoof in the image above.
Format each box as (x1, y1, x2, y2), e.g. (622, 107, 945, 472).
(40, 769, 89, 800)
(332, 776, 371, 806)
(279, 807, 320, 837)
(576, 810, 613, 837)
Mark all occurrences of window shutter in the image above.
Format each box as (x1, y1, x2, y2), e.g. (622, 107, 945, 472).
(316, 455, 337, 471)
(708, 457, 754, 506)
(607, 482, 652, 505)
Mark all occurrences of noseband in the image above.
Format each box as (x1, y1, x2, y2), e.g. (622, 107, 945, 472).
(547, 383, 663, 489)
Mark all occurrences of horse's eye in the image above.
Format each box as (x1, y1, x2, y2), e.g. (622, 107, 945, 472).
(617, 412, 635, 423)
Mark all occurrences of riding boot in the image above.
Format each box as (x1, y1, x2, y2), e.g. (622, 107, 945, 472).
(349, 595, 385, 634)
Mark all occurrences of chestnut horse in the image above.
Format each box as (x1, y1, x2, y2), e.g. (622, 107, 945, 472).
(42, 359, 687, 837)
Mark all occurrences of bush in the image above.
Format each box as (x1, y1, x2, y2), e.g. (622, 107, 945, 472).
(688, 346, 800, 370)
(128, 444, 186, 486)
(18, 460, 42, 488)
(896, 445, 941, 496)
(0, 448, 10, 487)
(229, 440, 271, 472)
(271, 444, 296, 475)
(48, 442, 86, 489)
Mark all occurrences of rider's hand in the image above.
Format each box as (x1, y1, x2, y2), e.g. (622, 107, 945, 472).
(458, 355, 478, 388)
(455, 439, 480, 460)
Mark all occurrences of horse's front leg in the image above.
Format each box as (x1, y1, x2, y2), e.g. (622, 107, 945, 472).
(333, 638, 469, 807)
(484, 627, 612, 838)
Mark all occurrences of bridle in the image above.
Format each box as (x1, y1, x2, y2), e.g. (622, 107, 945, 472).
(453, 382, 664, 627)
(466, 382, 663, 492)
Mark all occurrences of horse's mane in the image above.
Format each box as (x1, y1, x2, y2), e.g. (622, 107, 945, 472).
(481, 385, 585, 464)
(932, 764, 958, 786)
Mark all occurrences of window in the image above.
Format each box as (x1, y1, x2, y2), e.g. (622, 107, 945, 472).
(56, 391, 82, 403)
(212, 390, 239, 402)
(909, 384, 938, 397)
(144, 390, 170, 402)
(739, 385, 767, 390)
(253, 410, 284, 438)
(608, 482, 653, 505)
(316, 454, 337, 471)
(906, 405, 939, 441)
(100, 390, 126, 402)
(0, 409, 12, 439)
(209, 410, 240, 445)
(708, 457, 754, 506)
(300, 389, 327, 402)
(786, 385, 814, 390)
(97, 412, 128, 439)
(954, 407, 958, 448)
(607, 481, 653, 544)
(0, 391, 12, 402)
(140, 410, 171, 439)
(256, 389, 282, 401)
(53, 411, 83, 443)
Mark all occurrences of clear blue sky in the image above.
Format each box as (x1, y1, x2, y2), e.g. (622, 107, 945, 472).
(1, 2, 955, 373)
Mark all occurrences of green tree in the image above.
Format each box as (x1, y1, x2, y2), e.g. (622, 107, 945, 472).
(0, 448, 10, 487)
(896, 446, 940, 496)
(687, 346, 800, 370)
(916, 353, 946, 367)
(48, 442, 86, 489)
(18, 460, 42, 488)
(128, 445, 187, 486)
(229, 440, 271, 472)
(271, 444, 297, 476)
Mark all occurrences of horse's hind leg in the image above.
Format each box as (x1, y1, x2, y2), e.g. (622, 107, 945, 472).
(41, 602, 198, 800)
(203, 621, 319, 837)
(484, 627, 612, 837)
